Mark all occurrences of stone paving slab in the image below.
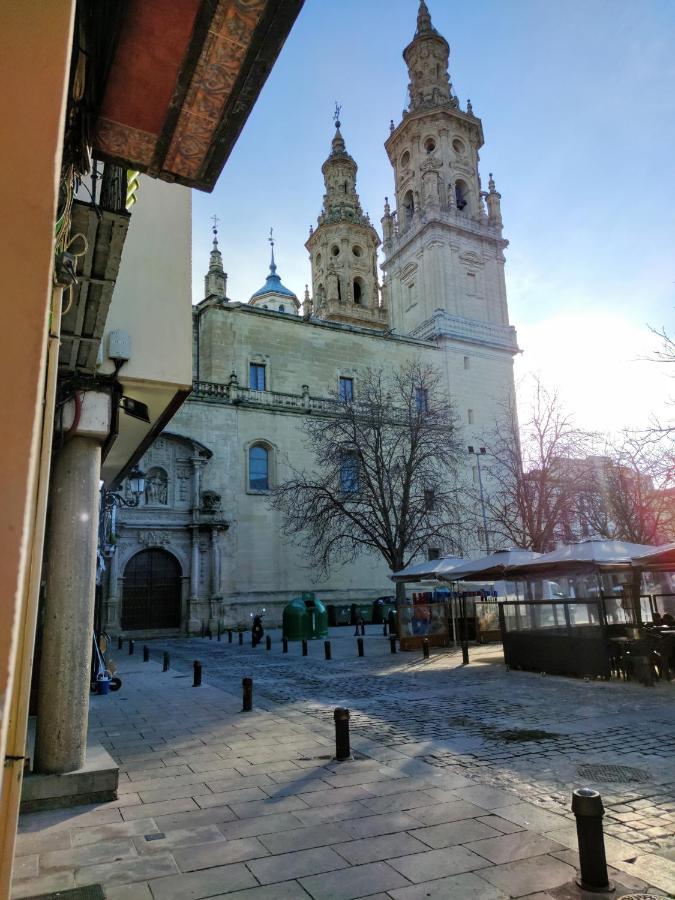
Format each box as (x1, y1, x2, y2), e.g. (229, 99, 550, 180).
(11, 637, 675, 899)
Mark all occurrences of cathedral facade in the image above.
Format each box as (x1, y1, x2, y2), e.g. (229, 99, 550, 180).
(103, 3, 519, 636)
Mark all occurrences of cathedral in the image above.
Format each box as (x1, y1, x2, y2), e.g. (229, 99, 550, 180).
(103, 2, 519, 636)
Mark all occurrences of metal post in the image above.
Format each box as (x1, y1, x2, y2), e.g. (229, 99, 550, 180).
(217, 622, 221, 641)
(283, 637, 288, 653)
(228, 629, 232, 643)
(242, 677, 253, 712)
(334, 707, 351, 761)
(324, 640, 331, 660)
(265, 635, 271, 651)
(422, 638, 429, 659)
(360, 622, 365, 636)
(143, 645, 149, 662)
(302, 639, 308, 657)
(117, 636, 123, 650)
(128, 639, 134, 655)
(193, 660, 202, 687)
(571, 788, 612, 892)
(163, 652, 170, 672)
(357, 637, 364, 657)
(382, 622, 388, 636)
(389, 636, 397, 654)
(238, 632, 243, 646)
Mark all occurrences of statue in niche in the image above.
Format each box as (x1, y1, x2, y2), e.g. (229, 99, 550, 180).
(145, 467, 168, 505)
(326, 267, 339, 302)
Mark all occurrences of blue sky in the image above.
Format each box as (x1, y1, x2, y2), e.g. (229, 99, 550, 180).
(192, 0, 675, 432)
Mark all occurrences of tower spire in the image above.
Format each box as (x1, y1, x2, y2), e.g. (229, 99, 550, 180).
(268, 227, 276, 274)
(403, 1, 454, 112)
(416, 0, 434, 35)
(204, 215, 226, 301)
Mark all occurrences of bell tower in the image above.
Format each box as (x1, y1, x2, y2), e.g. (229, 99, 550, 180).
(307, 111, 388, 331)
(381, 1, 516, 355)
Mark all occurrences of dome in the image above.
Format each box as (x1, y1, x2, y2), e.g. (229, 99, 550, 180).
(249, 236, 299, 313)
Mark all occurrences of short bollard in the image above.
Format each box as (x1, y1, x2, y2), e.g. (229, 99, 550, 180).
(128, 639, 134, 655)
(242, 677, 253, 712)
(217, 623, 221, 642)
(389, 636, 397, 654)
(193, 660, 202, 687)
(117, 636, 123, 650)
(382, 623, 388, 637)
(283, 637, 288, 653)
(334, 707, 351, 761)
(228, 629, 232, 643)
(266, 635, 272, 651)
(360, 622, 366, 636)
(143, 645, 150, 662)
(572, 788, 612, 892)
(422, 638, 430, 659)
(238, 632, 243, 646)
(324, 640, 332, 660)
(461, 642, 470, 665)
(163, 651, 170, 671)
(357, 637, 364, 657)
(302, 639, 308, 657)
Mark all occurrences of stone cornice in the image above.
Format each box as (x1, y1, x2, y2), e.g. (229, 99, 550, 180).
(411, 310, 519, 354)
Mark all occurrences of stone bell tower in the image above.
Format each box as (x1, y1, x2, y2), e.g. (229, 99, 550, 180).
(381, 1, 516, 355)
(307, 112, 388, 331)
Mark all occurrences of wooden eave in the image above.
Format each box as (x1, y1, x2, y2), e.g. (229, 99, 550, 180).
(93, 0, 304, 192)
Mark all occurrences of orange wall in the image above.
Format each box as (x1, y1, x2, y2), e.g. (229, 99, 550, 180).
(0, 0, 75, 791)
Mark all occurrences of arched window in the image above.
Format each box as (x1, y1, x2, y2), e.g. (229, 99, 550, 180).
(455, 180, 469, 211)
(249, 444, 270, 491)
(279, 304, 285, 313)
(353, 279, 363, 305)
(337, 279, 342, 302)
(403, 190, 414, 227)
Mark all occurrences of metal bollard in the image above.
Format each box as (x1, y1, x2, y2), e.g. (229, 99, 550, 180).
(461, 642, 470, 665)
(324, 640, 332, 660)
(266, 635, 272, 651)
(334, 707, 351, 761)
(128, 639, 134, 655)
(571, 788, 612, 892)
(228, 629, 233, 643)
(389, 636, 397, 654)
(422, 638, 429, 659)
(193, 660, 202, 687)
(143, 645, 150, 662)
(382, 623, 388, 637)
(357, 637, 364, 657)
(242, 677, 253, 712)
(163, 651, 170, 671)
(302, 639, 308, 657)
(117, 636, 123, 650)
(217, 622, 221, 641)
(360, 622, 366, 636)
(238, 632, 243, 646)
(283, 637, 288, 653)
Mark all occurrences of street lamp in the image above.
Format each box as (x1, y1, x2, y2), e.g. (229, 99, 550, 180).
(103, 466, 146, 510)
(468, 446, 489, 552)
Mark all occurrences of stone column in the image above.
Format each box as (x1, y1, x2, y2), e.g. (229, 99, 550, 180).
(188, 526, 201, 634)
(35, 439, 104, 772)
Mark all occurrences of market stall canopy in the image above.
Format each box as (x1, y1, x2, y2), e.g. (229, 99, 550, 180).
(631, 542, 675, 572)
(390, 556, 464, 583)
(505, 539, 656, 579)
(436, 548, 541, 582)
(75, 0, 304, 191)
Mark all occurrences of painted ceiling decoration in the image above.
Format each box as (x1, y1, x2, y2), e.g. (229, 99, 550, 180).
(93, 0, 303, 192)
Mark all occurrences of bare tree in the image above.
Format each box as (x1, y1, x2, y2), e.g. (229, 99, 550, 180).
(645, 325, 675, 443)
(580, 434, 675, 544)
(479, 378, 592, 552)
(271, 362, 464, 602)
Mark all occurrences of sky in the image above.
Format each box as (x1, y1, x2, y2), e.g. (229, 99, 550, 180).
(192, 0, 675, 434)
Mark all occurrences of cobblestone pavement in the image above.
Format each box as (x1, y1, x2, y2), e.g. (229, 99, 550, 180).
(155, 629, 675, 860)
(12, 631, 675, 899)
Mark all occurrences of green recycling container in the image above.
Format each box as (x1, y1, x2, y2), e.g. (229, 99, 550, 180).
(282, 593, 328, 640)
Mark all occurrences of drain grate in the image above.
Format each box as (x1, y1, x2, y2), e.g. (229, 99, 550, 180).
(577, 763, 650, 783)
(24, 886, 104, 899)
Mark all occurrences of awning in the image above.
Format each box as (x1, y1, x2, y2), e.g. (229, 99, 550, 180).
(390, 556, 464, 583)
(631, 542, 675, 572)
(436, 548, 542, 582)
(505, 539, 656, 579)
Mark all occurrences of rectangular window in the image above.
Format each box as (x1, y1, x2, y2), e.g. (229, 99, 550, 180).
(466, 272, 476, 295)
(468, 409, 474, 425)
(424, 489, 435, 511)
(464, 356, 470, 370)
(249, 363, 266, 391)
(340, 451, 360, 494)
(428, 548, 441, 561)
(415, 387, 428, 413)
(339, 376, 354, 402)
